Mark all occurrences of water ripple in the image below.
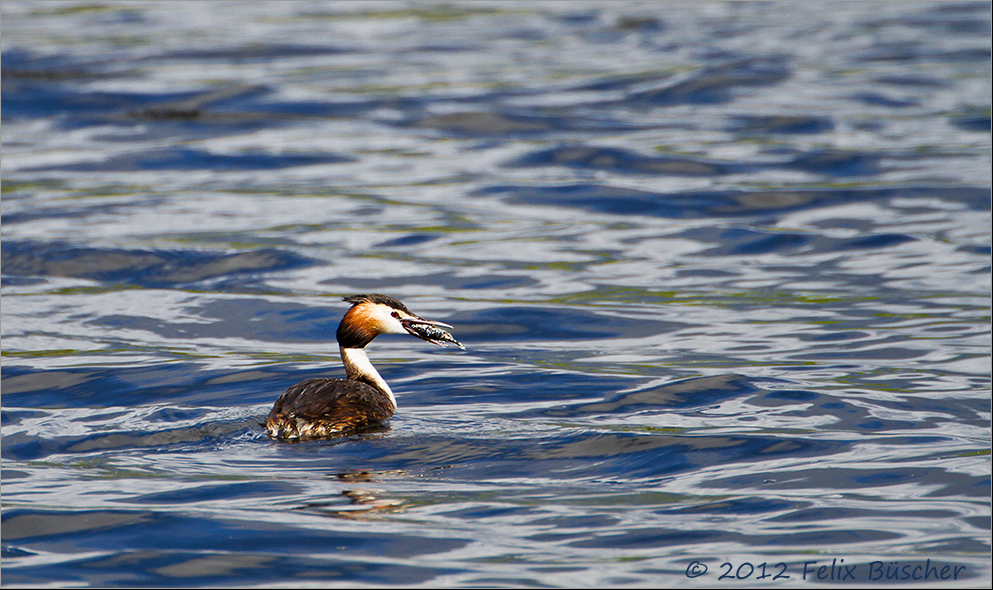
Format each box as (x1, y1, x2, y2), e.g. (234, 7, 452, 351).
(2, 1, 989, 587)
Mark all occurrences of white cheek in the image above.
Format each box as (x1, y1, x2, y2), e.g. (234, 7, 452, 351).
(370, 306, 408, 335)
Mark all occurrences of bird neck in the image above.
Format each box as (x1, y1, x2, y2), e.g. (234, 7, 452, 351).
(340, 346, 396, 408)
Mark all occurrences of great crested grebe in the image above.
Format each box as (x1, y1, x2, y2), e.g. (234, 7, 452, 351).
(266, 294, 463, 440)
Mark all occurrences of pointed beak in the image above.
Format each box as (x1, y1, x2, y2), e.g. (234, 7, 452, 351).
(401, 317, 465, 350)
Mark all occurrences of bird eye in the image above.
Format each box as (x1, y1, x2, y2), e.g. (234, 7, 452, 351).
(391, 311, 401, 319)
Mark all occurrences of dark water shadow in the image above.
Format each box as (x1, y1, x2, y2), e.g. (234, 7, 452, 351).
(351, 425, 848, 485)
(0, 361, 320, 411)
(540, 373, 759, 417)
(0, 408, 263, 462)
(476, 184, 991, 218)
(603, 56, 792, 108)
(28, 147, 355, 173)
(449, 304, 688, 344)
(509, 145, 734, 176)
(400, 108, 637, 137)
(89, 297, 341, 344)
(0, 508, 467, 586)
(507, 144, 894, 180)
(1, 241, 314, 290)
(730, 114, 835, 135)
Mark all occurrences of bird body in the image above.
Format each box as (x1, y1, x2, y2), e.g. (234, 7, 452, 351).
(266, 294, 462, 440)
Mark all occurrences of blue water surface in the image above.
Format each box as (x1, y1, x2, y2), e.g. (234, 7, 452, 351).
(2, 1, 990, 587)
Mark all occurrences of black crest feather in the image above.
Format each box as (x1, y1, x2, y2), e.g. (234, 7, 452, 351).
(342, 293, 411, 314)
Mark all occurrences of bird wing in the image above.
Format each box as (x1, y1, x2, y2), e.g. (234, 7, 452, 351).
(266, 378, 395, 439)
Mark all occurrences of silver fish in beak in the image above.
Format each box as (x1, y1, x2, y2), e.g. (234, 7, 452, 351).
(401, 318, 465, 349)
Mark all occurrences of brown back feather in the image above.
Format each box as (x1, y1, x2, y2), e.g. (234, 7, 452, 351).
(266, 377, 395, 439)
